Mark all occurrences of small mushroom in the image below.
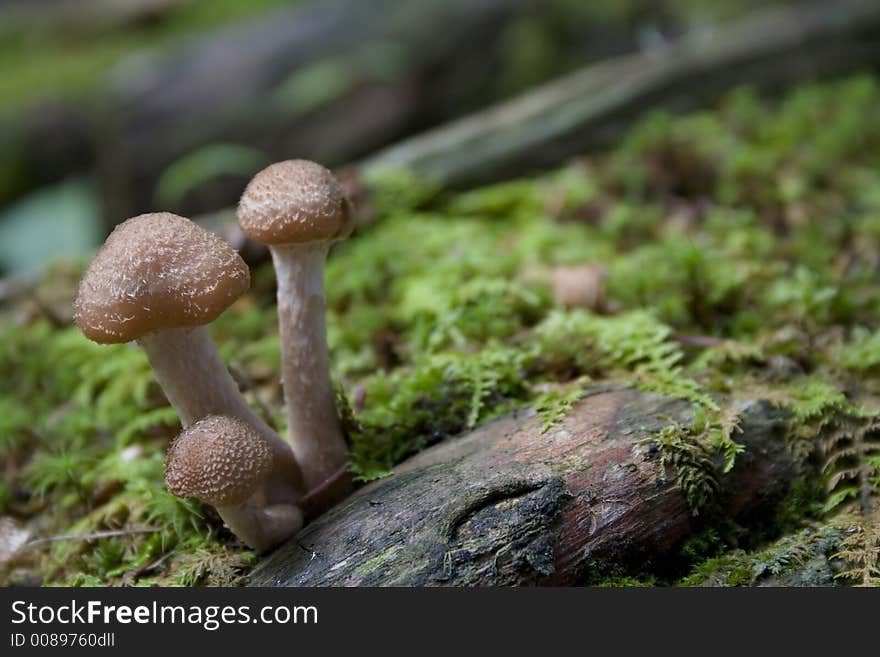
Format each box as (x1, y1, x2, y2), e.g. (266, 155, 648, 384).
(550, 264, 608, 311)
(237, 160, 352, 494)
(74, 212, 303, 493)
(165, 415, 303, 550)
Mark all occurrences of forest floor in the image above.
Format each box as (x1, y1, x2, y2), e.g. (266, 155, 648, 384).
(1, 73, 879, 586)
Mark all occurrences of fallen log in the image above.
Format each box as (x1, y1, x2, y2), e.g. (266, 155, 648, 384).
(211, 0, 880, 243)
(357, 0, 880, 188)
(10, 1, 877, 226)
(175, 0, 880, 267)
(99, 0, 880, 224)
(248, 388, 798, 586)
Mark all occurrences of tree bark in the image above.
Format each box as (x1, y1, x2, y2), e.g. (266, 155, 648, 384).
(247, 388, 797, 586)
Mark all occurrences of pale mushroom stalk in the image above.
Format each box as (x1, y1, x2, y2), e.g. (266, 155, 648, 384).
(139, 325, 302, 490)
(218, 496, 303, 552)
(270, 244, 347, 492)
(140, 326, 265, 426)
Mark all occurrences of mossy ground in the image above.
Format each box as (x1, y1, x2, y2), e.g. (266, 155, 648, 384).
(3, 75, 880, 586)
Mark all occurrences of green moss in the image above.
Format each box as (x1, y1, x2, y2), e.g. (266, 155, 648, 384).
(351, 545, 405, 579)
(594, 576, 656, 588)
(680, 525, 845, 587)
(838, 327, 880, 374)
(679, 528, 726, 566)
(534, 382, 588, 434)
(0, 314, 225, 585)
(171, 545, 258, 587)
(645, 424, 721, 516)
(833, 513, 880, 586)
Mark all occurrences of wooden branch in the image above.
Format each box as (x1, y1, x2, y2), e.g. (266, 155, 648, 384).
(25, 527, 159, 547)
(356, 0, 880, 188)
(247, 388, 797, 586)
(4, 0, 540, 211)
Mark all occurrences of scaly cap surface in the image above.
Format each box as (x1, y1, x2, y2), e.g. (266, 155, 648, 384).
(165, 415, 273, 507)
(237, 160, 352, 245)
(74, 212, 250, 344)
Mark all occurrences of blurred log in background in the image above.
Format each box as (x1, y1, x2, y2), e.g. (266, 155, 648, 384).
(0, 0, 802, 275)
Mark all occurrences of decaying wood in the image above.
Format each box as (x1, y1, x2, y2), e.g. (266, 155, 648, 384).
(357, 0, 880, 188)
(248, 388, 797, 586)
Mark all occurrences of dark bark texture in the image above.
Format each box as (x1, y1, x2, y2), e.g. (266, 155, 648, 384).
(248, 388, 796, 586)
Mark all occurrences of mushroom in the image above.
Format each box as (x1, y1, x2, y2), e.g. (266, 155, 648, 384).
(74, 212, 304, 494)
(550, 264, 608, 311)
(237, 160, 352, 494)
(165, 415, 303, 550)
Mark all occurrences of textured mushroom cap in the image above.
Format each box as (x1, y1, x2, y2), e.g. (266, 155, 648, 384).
(237, 159, 352, 245)
(165, 415, 273, 507)
(74, 212, 250, 344)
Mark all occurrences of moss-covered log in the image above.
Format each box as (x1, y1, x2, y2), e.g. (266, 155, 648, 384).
(248, 388, 796, 586)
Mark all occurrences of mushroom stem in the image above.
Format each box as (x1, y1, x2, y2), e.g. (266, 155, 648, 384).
(140, 325, 304, 491)
(218, 499, 303, 552)
(270, 243, 348, 491)
(139, 326, 249, 427)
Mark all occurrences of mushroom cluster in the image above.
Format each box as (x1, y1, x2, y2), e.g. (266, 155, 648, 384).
(74, 162, 354, 551)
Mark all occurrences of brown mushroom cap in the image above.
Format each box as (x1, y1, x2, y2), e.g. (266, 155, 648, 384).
(164, 415, 273, 507)
(237, 159, 352, 246)
(74, 212, 250, 344)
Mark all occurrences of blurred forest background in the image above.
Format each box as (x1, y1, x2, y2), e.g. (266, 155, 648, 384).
(0, 0, 796, 277)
